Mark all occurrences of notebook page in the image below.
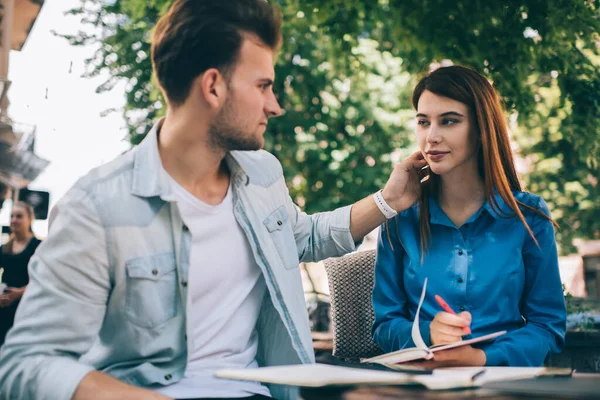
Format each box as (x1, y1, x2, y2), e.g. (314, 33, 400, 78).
(411, 277, 431, 352)
(362, 278, 433, 365)
(429, 330, 507, 352)
(215, 364, 481, 390)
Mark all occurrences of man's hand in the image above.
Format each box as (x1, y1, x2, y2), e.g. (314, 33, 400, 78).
(73, 371, 174, 400)
(411, 345, 486, 368)
(0, 287, 24, 308)
(430, 311, 472, 345)
(381, 151, 428, 212)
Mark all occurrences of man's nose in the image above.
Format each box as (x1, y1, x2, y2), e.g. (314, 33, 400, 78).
(265, 92, 283, 118)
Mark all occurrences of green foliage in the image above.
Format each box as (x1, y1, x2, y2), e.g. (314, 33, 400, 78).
(564, 284, 598, 330)
(263, 2, 417, 211)
(62, 0, 600, 253)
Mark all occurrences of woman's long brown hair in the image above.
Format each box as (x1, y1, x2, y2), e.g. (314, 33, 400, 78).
(407, 65, 557, 258)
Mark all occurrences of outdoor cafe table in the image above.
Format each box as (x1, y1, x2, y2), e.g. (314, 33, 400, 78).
(301, 373, 600, 400)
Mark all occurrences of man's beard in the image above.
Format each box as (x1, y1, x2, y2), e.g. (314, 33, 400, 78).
(208, 95, 263, 152)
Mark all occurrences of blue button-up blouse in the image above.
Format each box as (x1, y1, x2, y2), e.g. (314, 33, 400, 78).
(372, 191, 566, 366)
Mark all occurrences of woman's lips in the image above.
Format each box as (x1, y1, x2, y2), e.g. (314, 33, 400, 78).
(427, 152, 449, 162)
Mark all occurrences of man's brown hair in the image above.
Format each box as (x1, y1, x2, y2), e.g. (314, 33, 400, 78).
(151, 0, 282, 106)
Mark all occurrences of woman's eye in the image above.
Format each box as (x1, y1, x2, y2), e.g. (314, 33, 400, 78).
(442, 119, 459, 125)
(417, 120, 429, 126)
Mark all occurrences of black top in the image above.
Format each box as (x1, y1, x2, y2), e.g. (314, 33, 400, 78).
(0, 237, 41, 288)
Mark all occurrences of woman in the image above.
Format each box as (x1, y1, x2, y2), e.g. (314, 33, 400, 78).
(0, 201, 41, 346)
(372, 65, 566, 367)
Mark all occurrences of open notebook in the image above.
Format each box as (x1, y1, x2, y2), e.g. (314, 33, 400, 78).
(362, 278, 506, 366)
(215, 277, 566, 390)
(215, 365, 559, 390)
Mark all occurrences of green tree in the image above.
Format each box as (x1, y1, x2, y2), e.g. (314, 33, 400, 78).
(62, 0, 600, 253)
(62, 0, 414, 214)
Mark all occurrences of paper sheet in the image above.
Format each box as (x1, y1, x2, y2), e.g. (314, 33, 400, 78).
(412, 277, 431, 353)
(216, 363, 490, 390)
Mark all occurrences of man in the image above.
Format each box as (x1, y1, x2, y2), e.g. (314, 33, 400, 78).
(0, 1, 425, 399)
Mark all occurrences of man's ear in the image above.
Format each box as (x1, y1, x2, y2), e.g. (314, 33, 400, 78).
(197, 68, 228, 110)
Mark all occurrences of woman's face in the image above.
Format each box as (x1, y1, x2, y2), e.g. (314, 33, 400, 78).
(415, 90, 479, 177)
(10, 206, 32, 235)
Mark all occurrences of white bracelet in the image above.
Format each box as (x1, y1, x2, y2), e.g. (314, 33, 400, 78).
(373, 190, 398, 219)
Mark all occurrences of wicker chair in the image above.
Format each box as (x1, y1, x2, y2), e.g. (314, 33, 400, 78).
(323, 249, 384, 360)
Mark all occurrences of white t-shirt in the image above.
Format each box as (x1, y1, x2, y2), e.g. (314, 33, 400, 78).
(157, 176, 270, 399)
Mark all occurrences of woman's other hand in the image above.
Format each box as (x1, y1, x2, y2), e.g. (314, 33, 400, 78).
(381, 151, 428, 212)
(409, 345, 486, 368)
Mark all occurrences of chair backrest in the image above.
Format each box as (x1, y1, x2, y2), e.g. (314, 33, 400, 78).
(323, 249, 384, 360)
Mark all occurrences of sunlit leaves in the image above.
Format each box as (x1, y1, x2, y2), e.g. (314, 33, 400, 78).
(64, 0, 600, 252)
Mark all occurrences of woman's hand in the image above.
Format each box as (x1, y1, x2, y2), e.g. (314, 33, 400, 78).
(0, 287, 24, 308)
(410, 345, 486, 368)
(430, 311, 471, 345)
(381, 151, 428, 212)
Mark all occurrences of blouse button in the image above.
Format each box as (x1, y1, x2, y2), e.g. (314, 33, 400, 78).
(152, 269, 158, 276)
(457, 278, 463, 283)
(164, 374, 172, 380)
(459, 306, 466, 311)
(458, 249, 464, 255)
(277, 220, 283, 226)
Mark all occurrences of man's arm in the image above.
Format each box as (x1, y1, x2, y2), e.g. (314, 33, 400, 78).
(0, 187, 165, 400)
(349, 152, 427, 242)
(286, 152, 426, 262)
(73, 372, 171, 400)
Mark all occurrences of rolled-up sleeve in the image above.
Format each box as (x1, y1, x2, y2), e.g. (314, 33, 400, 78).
(0, 187, 110, 400)
(284, 184, 360, 263)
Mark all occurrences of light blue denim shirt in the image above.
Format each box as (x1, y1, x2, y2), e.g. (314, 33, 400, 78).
(0, 120, 359, 400)
(372, 192, 566, 367)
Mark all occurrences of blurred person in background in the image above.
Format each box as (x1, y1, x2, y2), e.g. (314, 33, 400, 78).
(0, 201, 41, 346)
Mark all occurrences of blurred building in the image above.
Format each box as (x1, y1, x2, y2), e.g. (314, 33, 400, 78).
(0, 0, 49, 208)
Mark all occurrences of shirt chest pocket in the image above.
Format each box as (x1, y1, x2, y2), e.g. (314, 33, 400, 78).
(263, 206, 300, 270)
(125, 253, 178, 329)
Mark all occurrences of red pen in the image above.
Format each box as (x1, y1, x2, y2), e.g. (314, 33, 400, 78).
(434, 294, 471, 335)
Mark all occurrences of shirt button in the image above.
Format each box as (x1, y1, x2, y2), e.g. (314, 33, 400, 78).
(152, 269, 158, 276)
(277, 220, 283, 226)
(164, 374, 172, 381)
(181, 280, 188, 287)
(182, 224, 189, 232)
(459, 306, 466, 311)
(457, 278, 463, 283)
(458, 249, 464, 255)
